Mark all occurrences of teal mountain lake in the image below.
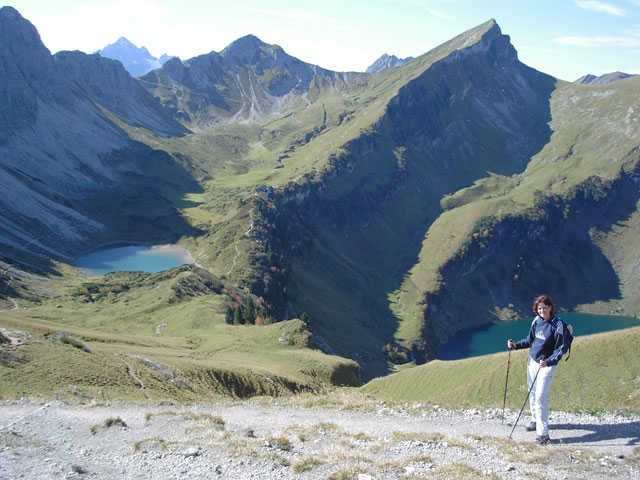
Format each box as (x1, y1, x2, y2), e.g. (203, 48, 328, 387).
(438, 312, 640, 360)
(73, 245, 194, 275)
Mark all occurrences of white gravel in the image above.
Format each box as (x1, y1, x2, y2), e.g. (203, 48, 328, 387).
(0, 398, 638, 479)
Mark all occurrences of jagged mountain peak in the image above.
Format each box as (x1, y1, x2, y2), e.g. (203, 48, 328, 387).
(220, 34, 283, 64)
(99, 36, 171, 77)
(0, 5, 23, 19)
(0, 5, 49, 55)
(366, 53, 415, 73)
(105, 36, 152, 56)
(223, 34, 266, 52)
(115, 36, 134, 45)
(452, 18, 518, 65)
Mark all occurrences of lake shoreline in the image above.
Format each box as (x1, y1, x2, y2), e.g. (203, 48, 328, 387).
(71, 243, 195, 276)
(438, 311, 640, 361)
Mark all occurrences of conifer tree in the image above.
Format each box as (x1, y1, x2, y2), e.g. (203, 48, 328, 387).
(233, 307, 242, 325)
(243, 298, 256, 325)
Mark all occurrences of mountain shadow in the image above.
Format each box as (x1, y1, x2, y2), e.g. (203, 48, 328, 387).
(275, 22, 557, 379)
(425, 171, 640, 352)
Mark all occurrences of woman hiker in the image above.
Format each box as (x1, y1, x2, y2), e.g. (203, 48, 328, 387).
(507, 295, 567, 445)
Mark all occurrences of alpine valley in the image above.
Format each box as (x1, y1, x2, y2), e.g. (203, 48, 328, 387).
(1, 5, 639, 406)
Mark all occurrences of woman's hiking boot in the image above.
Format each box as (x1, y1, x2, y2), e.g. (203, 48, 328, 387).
(536, 434, 550, 445)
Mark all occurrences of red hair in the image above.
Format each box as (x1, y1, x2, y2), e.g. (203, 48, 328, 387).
(533, 294, 555, 317)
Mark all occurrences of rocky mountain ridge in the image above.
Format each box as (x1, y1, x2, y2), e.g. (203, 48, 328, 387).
(241, 20, 559, 375)
(0, 6, 194, 265)
(139, 34, 367, 127)
(1, 6, 639, 382)
(575, 71, 636, 85)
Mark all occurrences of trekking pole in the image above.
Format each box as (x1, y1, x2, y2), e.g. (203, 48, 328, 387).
(509, 365, 540, 439)
(501, 349, 511, 424)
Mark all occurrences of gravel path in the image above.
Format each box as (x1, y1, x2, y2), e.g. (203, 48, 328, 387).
(0, 399, 638, 479)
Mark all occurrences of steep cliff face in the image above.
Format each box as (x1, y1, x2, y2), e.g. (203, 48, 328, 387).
(237, 22, 556, 377)
(0, 6, 57, 143)
(407, 74, 640, 360)
(54, 51, 187, 136)
(140, 35, 367, 127)
(422, 173, 640, 355)
(0, 7, 196, 266)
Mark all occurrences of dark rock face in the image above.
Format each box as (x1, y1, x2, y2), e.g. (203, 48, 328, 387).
(54, 50, 186, 136)
(575, 71, 636, 85)
(424, 173, 640, 354)
(0, 7, 197, 266)
(0, 6, 55, 141)
(366, 53, 415, 73)
(247, 22, 557, 377)
(140, 35, 365, 126)
(98, 37, 173, 77)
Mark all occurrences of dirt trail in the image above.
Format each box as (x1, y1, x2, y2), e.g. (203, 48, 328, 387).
(0, 399, 638, 479)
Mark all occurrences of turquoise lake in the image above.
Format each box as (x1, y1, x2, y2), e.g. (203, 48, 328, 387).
(73, 245, 194, 275)
(438, 312, 640, 360)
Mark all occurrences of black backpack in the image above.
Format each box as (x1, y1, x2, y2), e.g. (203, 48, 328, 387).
(556, 319, 574, 361)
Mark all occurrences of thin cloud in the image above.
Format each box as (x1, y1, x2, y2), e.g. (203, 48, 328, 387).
(554, 35, 640, 47)
(575, 0, 626, 15)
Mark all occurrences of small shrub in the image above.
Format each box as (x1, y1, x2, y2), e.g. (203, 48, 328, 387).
(263, 452, 291, 466)
(327, 466, 372, 480)
(266, 435, 293, 451)
(352, 432, 374, 442)
(133, 437, 167, 453)
(292, 457, 325, 473)
(316, 422, 343, 433)
(430, 463, 501, 480)
(392, 431, 444, 443)
(91, 417, 127, 435)
(192, 413, 225, 430)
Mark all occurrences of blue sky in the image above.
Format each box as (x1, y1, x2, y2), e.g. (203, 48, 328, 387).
(7, 0, 640, 80)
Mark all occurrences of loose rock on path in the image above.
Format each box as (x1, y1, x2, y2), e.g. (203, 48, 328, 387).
(0, 398, 638, 479)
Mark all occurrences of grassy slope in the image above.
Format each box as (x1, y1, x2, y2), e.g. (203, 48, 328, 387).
(98, 20, 560, 379)
(7, 21, 639, 408)
(4, 22, 489, 396)
(115, 22, 499, 278)
(362, 327, 640, 413)
(283, 21, 558, 376)
(0, 267, 358, 400)
(393, 77, 640, 345)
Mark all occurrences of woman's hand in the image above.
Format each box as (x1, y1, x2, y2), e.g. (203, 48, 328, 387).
(507, 339, 516, 350)
(539, 359, 548, 367)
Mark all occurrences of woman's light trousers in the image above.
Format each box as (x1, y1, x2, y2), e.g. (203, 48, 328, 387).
(527, 357, 557, 437)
